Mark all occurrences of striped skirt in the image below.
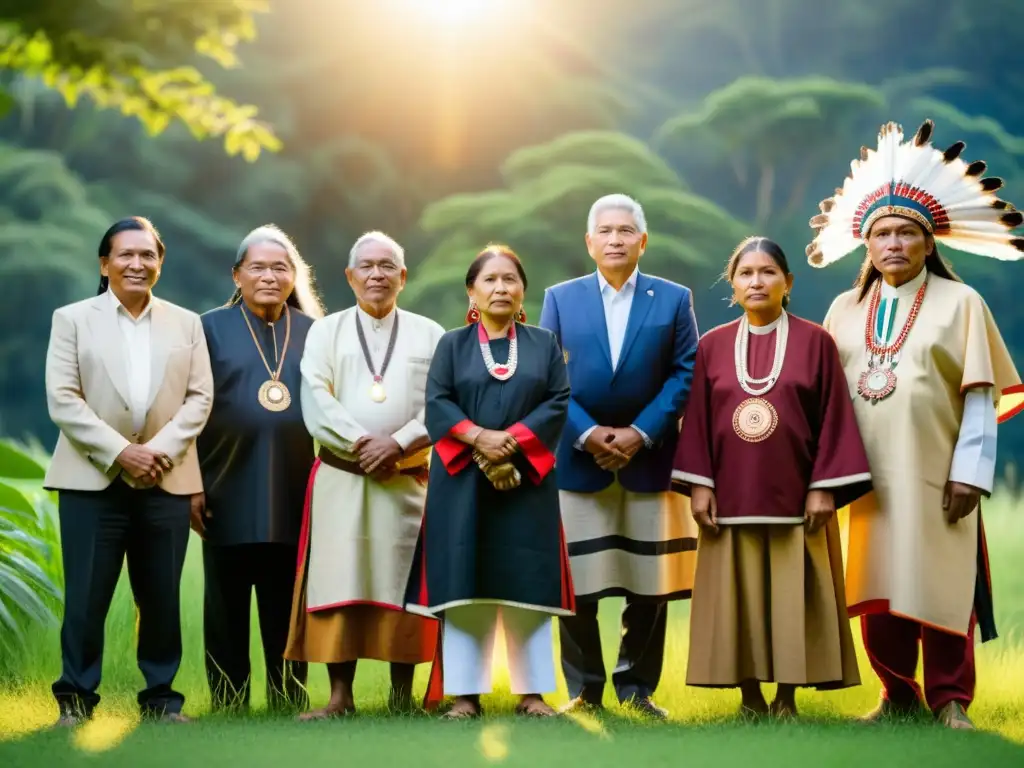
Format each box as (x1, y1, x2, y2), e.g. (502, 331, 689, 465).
(559, 483, 697, 602)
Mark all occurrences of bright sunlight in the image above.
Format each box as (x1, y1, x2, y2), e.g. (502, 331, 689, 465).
(398, 0, 521, 28)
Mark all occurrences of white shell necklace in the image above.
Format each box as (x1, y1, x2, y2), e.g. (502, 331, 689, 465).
(477, 321, 518, 381)
(734, 311, 788, 396)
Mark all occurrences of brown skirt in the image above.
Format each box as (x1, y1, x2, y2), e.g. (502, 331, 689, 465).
(686, 518, 860, 689)
(283, 530, 437, 665)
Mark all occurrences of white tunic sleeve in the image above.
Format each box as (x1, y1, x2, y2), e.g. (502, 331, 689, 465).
(300, 319, 368, 454)
(948, 387, 998, 494)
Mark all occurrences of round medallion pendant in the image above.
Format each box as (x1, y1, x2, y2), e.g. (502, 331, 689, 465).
(857, 367, 897, 402)
(370, 381, 387, 403)
(258, 380, 291, 412)
(732, 397, 779, 443)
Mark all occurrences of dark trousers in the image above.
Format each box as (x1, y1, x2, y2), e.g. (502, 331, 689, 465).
(202, 542, 308, 710)
(52, 482, 190, 718)
(862, 612, 977, 713)
(559, 599, 667, 704)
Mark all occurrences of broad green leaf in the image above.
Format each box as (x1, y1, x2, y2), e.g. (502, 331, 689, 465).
(0, 441, 46, 480)
(0, 481, 35, 518)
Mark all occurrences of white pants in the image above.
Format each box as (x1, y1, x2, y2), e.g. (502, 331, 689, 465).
(442, 604, 556, 696)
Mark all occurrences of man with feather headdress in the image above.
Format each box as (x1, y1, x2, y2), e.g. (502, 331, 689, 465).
(809, 120, 1024, 730)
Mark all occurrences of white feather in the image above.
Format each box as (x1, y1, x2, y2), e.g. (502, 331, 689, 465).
(808, 119, 1024, 266)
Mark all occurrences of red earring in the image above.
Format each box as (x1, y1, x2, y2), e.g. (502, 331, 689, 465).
(466, 302, 480, 324)
(516, 308, 527, 324)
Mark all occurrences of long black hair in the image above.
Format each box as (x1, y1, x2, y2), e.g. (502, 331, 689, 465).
(723, 236, 792, 309)
(225, 224, 326, 319)
(854, 224, 961, 301)
(96, 216, 165, 295)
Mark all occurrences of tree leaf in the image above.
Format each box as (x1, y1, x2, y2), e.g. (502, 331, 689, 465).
(0, 440, 46, 480)
(0, 481, 35, 519)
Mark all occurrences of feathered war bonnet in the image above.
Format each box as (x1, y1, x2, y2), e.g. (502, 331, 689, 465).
(806, 119, 1024, 267)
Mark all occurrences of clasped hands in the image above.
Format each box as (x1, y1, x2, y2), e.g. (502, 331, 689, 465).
(584, 426, 645, 471)
(354, 435, 404, 482)
(116, 443, 173, 487)
(470, 428, 521, 491)
(690, 486, 836, 536)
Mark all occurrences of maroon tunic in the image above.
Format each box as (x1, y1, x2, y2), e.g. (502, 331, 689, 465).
(673, 313, 871, 522)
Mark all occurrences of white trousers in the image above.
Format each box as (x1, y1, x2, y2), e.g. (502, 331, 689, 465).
(442, 604, 556, 696)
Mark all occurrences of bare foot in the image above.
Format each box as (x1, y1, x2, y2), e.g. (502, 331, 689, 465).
(297, 701, 354, 721)
(515, 694, 556, 717)
(442, 696, 481, 720)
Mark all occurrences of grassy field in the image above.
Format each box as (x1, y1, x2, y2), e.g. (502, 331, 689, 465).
(2, 494, 1024, 767)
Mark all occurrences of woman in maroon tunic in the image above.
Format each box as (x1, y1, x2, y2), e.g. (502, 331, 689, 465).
(673, 237, 872, 717)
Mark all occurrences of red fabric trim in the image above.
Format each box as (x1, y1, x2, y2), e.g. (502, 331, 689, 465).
(295, 458, 322, 576)
(506, 422, 555, 484)
(306, 599, 403, 614)
(435, 419, 474, 475)
(997, 384, 1024, 424)
(558, 522, 576, 612)
(848, 598, 889, 618)
(420, 501, 443, 711)
(423, 629, 445, 711)
(434, 437, 471, 475)
(450, 419, 475, 436)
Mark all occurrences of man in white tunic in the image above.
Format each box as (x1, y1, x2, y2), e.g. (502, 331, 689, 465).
(810, 119, 1023, 730)
(285, 231, 445, 718)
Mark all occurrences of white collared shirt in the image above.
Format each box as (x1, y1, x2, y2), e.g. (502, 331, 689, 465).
(598, 267, 639, 371)
(575, 267, 652, 451)
(108, 288, 153, 434)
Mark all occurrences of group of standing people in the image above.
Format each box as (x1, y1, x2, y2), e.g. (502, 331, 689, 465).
(42, 119, 1023, 731)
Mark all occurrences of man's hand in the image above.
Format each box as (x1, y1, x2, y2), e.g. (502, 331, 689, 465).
(584, 427, 629, 471)
(804, 489, 835, 535)
(943, 481, 982, 525)
(691, 485, 719, 535)
(354, 436, 404, 478)
(607, 428, 645, 459)
(116, 444, 172, 483)
(473, 429, 518, 464)
(190, 492, 210, 538)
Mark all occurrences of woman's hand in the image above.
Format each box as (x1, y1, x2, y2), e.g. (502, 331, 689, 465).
(473, 429, 518, 463)
(804, 489, 836, 535)
(691, 485, 719, 535)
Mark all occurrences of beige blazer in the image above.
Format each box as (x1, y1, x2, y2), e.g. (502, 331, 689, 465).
(43, 293, 214, 495)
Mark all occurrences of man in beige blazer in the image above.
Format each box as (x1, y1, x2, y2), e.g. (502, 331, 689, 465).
(43, 216, 213, 725)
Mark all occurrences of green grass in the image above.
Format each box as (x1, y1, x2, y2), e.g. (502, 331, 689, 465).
(2, 492, 1024, 767)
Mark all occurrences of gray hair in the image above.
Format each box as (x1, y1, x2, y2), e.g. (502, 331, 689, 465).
(348, 230, 406, 269)
(587, 193, 648, 235)
(229, 224, 325, 319)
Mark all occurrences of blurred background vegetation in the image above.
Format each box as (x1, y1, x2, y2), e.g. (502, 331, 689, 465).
(1, 0, 1022, 473)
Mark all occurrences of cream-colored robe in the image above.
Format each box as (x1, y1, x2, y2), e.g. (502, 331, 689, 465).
(824, 273, 1019, 635)
(299, 306, 446, 611)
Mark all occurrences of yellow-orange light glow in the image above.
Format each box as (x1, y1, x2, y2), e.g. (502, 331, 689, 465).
(405, 0, 511, 27)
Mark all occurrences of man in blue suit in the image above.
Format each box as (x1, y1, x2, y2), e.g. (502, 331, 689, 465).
(540, 194, 699, 718)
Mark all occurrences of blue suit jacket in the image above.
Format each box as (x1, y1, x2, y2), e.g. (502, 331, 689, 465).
(539, 271, 699, 494)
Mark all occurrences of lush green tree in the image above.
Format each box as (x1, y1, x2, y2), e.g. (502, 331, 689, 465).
(0, 0, 279, 160)
(0, 142, 114, 442)
(407, 131, 750, 329)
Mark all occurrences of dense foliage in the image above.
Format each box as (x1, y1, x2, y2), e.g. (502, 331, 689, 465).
(0, 440, 60, 673)
(1, 0, 1022, 465)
